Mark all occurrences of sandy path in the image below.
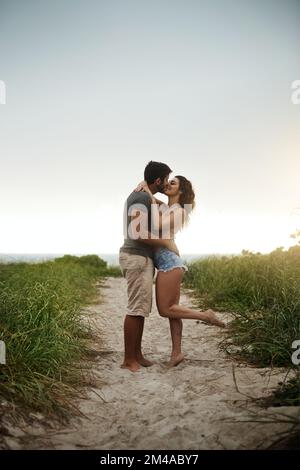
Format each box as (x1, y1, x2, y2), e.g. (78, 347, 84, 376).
(6, 277, 299, 450)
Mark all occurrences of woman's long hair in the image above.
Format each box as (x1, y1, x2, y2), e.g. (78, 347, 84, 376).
(176, 175, 196, 226)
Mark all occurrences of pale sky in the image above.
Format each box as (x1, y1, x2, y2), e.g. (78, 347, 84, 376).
(0, 0, 299, 255)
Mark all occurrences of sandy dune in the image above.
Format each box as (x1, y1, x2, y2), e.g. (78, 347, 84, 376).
(3, 277, 299, 450)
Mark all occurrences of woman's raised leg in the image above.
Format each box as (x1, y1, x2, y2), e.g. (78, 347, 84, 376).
(156, 269, 225, 327)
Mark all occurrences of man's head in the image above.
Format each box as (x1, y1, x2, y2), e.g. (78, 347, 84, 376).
(144, 161, 172, 194)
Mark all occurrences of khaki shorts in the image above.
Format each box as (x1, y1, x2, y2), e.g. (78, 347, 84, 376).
(119, 252, 155, 317)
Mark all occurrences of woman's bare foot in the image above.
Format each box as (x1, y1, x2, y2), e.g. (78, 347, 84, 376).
(121, 360, 141, 372)
(202, 309, 226, 327)
(167, 353, 185, 367)
(137, 355, 155, 367)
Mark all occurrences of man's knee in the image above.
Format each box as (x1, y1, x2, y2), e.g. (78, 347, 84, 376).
(125, 314, 144, 322)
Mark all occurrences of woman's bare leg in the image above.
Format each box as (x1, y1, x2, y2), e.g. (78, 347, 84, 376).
(156, 269, 226, 327)
(156, 270, 184, 366)
(168, 277, 184, 366)
(168, 318, 184, 366)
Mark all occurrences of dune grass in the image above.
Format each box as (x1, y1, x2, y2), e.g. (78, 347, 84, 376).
(0, 255, 119, 415)
(184, 245, 300, 405)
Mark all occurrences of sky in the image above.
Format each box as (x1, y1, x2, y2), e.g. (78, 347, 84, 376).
(0, 0, 299, 255)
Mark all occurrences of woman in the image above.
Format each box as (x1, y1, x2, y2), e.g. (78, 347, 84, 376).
(137, 176, 226, 367)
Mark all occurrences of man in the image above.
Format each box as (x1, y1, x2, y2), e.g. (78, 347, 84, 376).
(119, 161, 179, 372)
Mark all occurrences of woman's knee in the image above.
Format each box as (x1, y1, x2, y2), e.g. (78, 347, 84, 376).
(158, 303, 176, 318)
(158, 305, 170, 317)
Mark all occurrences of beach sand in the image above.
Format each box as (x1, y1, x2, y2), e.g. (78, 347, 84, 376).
(2, 277, 299, 450)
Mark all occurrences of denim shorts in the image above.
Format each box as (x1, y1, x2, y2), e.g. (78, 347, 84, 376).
(154, 247, 188, 273)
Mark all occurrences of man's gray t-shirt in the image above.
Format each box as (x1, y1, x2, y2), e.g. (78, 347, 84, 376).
(120, 191, 154, 259)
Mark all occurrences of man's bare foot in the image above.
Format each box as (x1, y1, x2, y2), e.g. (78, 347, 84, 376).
(167, 353, 185, 367)
(202, 309, 226, 327)
(121, 360, 141, 372)
(137, 356, 155, 367)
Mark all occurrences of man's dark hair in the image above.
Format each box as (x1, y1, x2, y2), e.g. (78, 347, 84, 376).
(144, 161, 172, 184)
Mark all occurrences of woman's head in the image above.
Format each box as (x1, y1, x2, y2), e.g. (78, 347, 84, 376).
(165, 175, 196, 221)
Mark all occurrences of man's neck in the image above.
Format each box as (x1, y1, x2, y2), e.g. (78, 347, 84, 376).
(147, 183, 157, 195)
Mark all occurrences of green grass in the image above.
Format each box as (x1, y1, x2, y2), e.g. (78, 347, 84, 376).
(271, 374, 300, 407)
(0, 254, 119, 415)
(184, 245, 300, 405)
